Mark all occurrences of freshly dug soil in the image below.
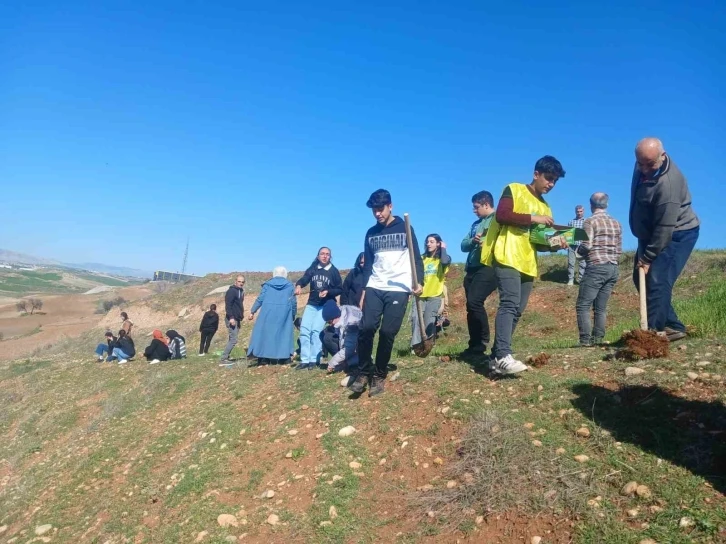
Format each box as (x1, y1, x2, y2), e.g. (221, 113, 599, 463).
(615, 330, 669, 361)
(526, 352, 551, 368)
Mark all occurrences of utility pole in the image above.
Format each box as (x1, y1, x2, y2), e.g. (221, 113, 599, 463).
(181, 237, 189, 275)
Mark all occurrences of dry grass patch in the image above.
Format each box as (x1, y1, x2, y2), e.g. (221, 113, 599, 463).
(413, 409, 597, 529)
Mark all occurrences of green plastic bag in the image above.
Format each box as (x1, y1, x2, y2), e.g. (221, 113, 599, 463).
(530, 224, 588, 248)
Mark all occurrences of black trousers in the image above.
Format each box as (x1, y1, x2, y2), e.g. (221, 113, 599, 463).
(357, 288, 409, 379)
(320, 327, 340, 358)
(463, 265, 497, 351)
(200, 331, 215, 354)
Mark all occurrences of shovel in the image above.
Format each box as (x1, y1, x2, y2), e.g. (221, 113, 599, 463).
(404, 213, 434, 357)
(639, 267, 648, 330)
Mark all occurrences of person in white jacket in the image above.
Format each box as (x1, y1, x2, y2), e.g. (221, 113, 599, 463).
(321, 300, 362, 373)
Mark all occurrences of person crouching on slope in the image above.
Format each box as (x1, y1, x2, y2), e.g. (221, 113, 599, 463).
(349, 189, 424, 397)
(320, 299, 362, 374)
(294, 247, 343, 370)
(481, 155, 568, 376)
(411, 234, 451, 348)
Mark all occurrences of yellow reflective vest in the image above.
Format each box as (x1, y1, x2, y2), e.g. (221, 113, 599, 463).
(480, 183, 552, 277)
(421, 256, 448, 298)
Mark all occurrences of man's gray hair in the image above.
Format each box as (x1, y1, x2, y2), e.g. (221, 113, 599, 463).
(272, 266, 288, 278)
(590, 192, 609, 210)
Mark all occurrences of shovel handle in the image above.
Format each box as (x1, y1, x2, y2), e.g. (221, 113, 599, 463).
(404, 213, 428, 339)
(639, 267, 648, 330)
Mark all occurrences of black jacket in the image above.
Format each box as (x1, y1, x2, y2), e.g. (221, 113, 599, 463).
(341, 253, 366, 307)
(144, 339, 170, 361)
(296, 262, 343, 307)
(224, 285, 245, 321)
(199, 310, 219, 333)
(116, 336, 136, 358)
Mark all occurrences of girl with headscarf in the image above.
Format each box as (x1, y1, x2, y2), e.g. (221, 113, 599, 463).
(166, 330, 187, 359)
(247, 266, 297, 363)
(143, 329, 170, 364)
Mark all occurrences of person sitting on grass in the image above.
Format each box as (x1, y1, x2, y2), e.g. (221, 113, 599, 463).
(144, 329, 171, 364)
(166, 330, 187, 359)
(95, 331, 117, 362)
(321, 300, 362, 374)
(111, 329, 135, 364)
(411, 233, 451, 349)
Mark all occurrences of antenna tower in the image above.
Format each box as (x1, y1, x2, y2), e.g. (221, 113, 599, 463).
(181, 238, 189, 275)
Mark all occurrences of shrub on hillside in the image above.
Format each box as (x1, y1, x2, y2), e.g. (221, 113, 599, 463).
(29, 298, 43, 314)
(96, 296, 128, 314)
(16, 300, 28, 313)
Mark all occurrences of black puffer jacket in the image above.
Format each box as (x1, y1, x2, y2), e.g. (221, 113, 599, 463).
(116, 336, 136, 358)
(144, 339, 170, 361)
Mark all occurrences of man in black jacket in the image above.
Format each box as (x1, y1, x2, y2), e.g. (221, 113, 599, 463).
(220, 276, 245, 365)
(349, 189, 423, 397)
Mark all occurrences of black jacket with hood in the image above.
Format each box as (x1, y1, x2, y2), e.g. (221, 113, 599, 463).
(224, 285, 245, 321)
(116, 335, 136, 358)
(199, 310, 219, 333)
(341, 252, 366, 307)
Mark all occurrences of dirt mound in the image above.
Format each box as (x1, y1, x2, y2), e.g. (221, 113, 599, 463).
(615, 329, 669, 361)
(526, 352, 550, 368)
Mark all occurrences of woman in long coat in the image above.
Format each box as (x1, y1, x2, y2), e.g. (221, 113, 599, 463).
(247, 266, 297, 362)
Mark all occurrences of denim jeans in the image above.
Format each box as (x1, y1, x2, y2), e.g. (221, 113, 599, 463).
(300, 305, 325, 364)
(492, 262, 534, 359)
(95, 344, 109, 356)
(111, 347, 130, 360)
(567, 248, 586, 283)
(576, 263, 619, 344)
(410, 296, 441, 346)
(633, 227, 699, 332)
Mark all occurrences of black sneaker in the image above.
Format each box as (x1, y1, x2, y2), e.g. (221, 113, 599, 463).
(369, 376, 385, 397)
(348, 373, 368, 394)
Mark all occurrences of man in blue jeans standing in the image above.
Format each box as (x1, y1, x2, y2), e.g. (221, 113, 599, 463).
(629, 137, 700, 341)
(575, 193, 622, 346)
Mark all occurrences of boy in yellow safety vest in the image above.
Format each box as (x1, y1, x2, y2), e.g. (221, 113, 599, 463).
(480, 155, 568, 375)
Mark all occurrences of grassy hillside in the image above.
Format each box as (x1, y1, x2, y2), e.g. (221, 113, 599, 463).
(1, 251, 725, 543)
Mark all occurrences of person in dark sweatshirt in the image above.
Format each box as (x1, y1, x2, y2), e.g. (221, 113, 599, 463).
(220, 275, 245, 365)
(112, 329, 135, 364)
(144, 329, 170, 364)
(199, 303, 219, 355)
(95, 331, 117, 362)
(630, 137, 699, 341)
(349, 189, 424, 397)
(294, 247, 343, 369)
(340, 252, 366, 308)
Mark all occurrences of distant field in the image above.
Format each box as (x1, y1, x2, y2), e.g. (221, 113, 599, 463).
(0, 268, 138, 296)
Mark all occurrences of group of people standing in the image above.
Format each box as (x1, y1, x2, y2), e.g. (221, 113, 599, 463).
(95, 137, 699, 400)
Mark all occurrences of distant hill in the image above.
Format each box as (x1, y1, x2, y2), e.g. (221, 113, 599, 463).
(0, 249, 152, 279)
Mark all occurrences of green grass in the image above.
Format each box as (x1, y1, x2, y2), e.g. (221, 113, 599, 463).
(675, 280, 726, 337)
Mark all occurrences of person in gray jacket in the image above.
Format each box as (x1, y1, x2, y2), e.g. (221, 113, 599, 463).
(629, 138, 700, 341)
(321, 300, 362, 373)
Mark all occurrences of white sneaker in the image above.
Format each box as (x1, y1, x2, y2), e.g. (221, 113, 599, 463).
(149, 359, 160, 365)
(567, 280, 574, 286)
(118, 359, 128, 365)
(199, 353, 206, 357)
(492, 354, 528, 375)
(98, 355, 104, 362)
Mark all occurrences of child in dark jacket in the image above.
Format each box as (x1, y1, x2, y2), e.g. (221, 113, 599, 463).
(144, 329, 171, 364)
(199, 304, 219, 355)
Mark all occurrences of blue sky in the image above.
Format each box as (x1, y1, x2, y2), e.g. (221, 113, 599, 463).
(1, 1, 724, 276)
